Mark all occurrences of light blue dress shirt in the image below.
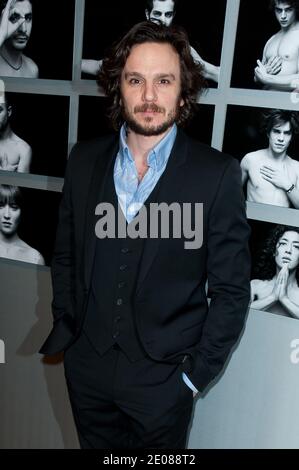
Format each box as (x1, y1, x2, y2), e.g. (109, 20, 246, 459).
(113, 124, 198, 395)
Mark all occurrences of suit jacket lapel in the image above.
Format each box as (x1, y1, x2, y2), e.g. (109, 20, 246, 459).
(135, 129, 189, 296)
(83, 137, 119, 288)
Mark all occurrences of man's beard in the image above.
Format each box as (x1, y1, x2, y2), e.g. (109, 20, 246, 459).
(121, 100, 181, 136)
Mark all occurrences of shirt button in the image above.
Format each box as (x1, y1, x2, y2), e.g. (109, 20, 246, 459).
(114, 316, 121, 323)
(116, 298, 123, 306)
(112, 332, 119, 339)
(121, 248, 130, 254)
(118, 281, 126, 288)
(120, 264, 128, 271)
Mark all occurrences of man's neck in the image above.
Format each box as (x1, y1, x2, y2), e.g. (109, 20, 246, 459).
(126, 127, 171, 164)
(0, 125, 13, 140)
(267, 146, 288, 162)
(280, 20, 299, 33)
(0, 43, 23, 69)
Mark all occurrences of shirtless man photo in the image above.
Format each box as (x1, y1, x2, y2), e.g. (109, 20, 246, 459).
(241, 109, 299, 208)
(251, 225, 299, 319)
(82, 0, 220, 83)
(254, 0, 299, 91)
(0, 93, 31, 172)
(0, 184, 44, 264)
(0, 0, 38, 78)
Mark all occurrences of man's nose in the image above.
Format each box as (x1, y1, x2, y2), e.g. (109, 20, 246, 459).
(281, 10, 287, 19)
(142, 82, 157, 102)
(18, 20, 27, 34)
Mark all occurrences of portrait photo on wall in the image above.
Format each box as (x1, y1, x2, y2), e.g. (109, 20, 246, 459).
(0, 184, 61, 266)
(78, 95, 214, 146)
(232, 0, 299, 92)
(249, 218, 299, 320)
(0, 91, 69, 177)
(223, 105, 299, 210)
(81, 0, 226, 88)
(0, 0, 75, 80)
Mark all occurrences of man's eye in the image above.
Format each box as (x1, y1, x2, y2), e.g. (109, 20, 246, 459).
(165, 13, 173, 18)
(9, 13, 21, 23)
(159, 79, 170, 84)
(25, 14, 32, 22)
(129, 79, 141, 85)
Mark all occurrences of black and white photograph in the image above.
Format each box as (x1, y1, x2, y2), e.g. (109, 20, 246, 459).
(232, 0, 299, 92)
(0, 0, 75, 80)
(223, 105, 299, 210)
(0, 91, 69, 177)
(0, 184, 61, 266)
(78, 95, 214, 145)
(249, 219, 299, 319)
(82, 0, 226, 87)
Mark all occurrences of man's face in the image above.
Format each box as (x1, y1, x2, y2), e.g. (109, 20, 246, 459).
(268, 121, 292, 154)
(0, 200, 20, 236)
(7, 0, 32, 51)
(274, 2, 296, 29)
(145, 0, 175, 27)
(0, 102, 11, 132)
(275, 231, 299, 270)
(120, 42, 184, 137)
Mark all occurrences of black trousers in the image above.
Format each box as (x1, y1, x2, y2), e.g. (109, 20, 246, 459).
(63, 331, 194, 449)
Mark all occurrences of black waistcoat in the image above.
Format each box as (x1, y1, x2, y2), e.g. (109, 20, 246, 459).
(83, 153, 163, 362)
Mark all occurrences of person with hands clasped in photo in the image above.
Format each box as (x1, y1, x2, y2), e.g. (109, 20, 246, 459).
(251, 226, 299, 319)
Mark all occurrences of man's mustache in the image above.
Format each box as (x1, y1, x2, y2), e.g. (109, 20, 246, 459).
(13, 35, 29, 40)
(134, 104, 165, 114)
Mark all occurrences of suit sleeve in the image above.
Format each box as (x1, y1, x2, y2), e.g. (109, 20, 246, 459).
(183, 158, 251, 392)
(50, 143, 80, 326)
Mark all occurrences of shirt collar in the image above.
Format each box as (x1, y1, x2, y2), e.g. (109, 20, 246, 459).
(118, 123, 177, 172)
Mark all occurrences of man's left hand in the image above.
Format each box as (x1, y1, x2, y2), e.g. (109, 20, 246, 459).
(260, 164, 295, 191)
(254, 60, 269, 84)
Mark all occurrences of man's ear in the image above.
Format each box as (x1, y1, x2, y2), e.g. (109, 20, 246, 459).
(8, 105, 12, 118)
(145, 9, 150, 20)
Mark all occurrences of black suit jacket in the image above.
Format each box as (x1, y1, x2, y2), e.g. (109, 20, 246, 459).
(40, 129, 251, 392)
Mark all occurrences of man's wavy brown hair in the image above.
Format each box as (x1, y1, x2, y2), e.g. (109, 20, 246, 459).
(97, 21, 206, 131)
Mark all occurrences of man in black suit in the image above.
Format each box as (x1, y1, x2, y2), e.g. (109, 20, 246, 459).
(40, 21, 251, 449)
